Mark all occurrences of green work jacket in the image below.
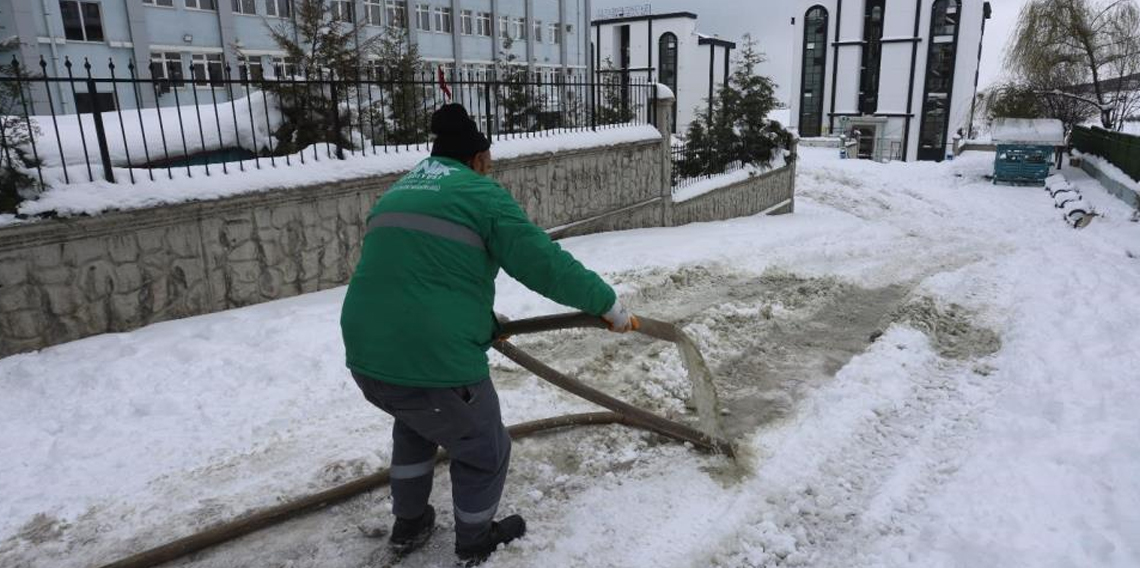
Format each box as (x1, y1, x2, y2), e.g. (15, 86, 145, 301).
(340, 156, 616, 387)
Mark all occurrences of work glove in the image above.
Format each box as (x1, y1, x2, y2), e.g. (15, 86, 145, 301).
(602, 301, 639, 333)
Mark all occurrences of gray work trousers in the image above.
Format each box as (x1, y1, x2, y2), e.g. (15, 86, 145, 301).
(352, 373, 511, 546)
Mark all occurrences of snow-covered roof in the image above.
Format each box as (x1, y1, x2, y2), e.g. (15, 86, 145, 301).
(991, 118, 1065, 145)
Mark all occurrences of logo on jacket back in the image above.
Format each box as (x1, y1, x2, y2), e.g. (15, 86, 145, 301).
(391, 159, 459, 193)
(407, 160, 458, 181)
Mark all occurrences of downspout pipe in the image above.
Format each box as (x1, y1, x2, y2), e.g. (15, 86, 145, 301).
(40, 0, 65, 112)
(967, 3, 991, 139)
(828, 0, 842, 134)
(902, 0, 922, 161)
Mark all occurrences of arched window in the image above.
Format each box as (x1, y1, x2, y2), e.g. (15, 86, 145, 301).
(799, 6, 829, 137)
(859, 0, 886, 114)
(918, 0, 962, 161)
(659, 32, 678, 133)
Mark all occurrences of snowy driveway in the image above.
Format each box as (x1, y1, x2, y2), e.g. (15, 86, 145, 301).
(2, 149, 1139, 567)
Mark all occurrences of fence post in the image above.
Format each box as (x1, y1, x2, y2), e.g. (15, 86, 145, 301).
(484, 82, 493, 138)
(85, 62, 115, 183)
(330, 79, 344, 160)
(654, 90, 675, 228)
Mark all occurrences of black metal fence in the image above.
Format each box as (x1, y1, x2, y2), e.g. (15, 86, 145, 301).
(1071, 125, 1140, 184)
(670, 138, 745, 191)
(0, 56, 656, 187)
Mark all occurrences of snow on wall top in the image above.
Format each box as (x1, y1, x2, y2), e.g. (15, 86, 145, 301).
(8, 125, 662, 224)
(991, 118, 1065, 146)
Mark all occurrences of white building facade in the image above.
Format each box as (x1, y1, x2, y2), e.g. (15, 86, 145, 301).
(789, 0, 992, 161)
(591, 10, 734, 134)
(0, 0, 593, 111)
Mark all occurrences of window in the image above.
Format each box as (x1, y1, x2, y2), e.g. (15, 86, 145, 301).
(142, 0, 175, 7)
(415, 3, 431, 30)
(367, 0, 385, 25)
(477, 12, 492, 37)
(499, 15, 510, 38)
(512, 17, 526, 40)
(331, 0, 354, 22)
(858, 0, 885, 114)
(149, 51, 184, 85)
(533, 20, 542, 43)
(658, 31, 677, 132)
(264, 0, 289, 17)
(433, 6, 452, 33)
(658, 33, 677, 95)
(232, 0, 255, 14)
(60, 1, 104, 42)
(799, 6, 829, 137)
(460, 10, 473, 35)
(185, 0, 217, 9)
(918, 0, 962, 161)
(549, 22, 561, 44)
(238, 56, 264, 82)
(270, 56, 298, 77)
(191, 53, 225, 86)
(386, 0, 406, 28)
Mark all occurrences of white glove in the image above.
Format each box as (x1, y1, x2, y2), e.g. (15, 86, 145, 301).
(602, 301, 639, 333)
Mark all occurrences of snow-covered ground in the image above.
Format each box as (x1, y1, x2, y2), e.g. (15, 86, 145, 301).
(2, 149, 1140, 568)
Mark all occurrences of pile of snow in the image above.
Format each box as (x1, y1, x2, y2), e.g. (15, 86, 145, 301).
(1072, 149, 1140, 196)
(1046, 173, 1094, 226)
(28, 90, 281, 169)
(991, 118, 1065, 146)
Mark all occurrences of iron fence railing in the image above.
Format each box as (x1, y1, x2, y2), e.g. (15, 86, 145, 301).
(670, 138, 744, 190)
(0, 56, 656, 187)
(1071, 125, 1140, 183)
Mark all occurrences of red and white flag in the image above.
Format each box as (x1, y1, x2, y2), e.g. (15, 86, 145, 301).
(437, 65, 452, 101)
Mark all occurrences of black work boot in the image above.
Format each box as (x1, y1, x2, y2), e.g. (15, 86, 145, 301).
(455, 515, 527, 566)
(389, 505, 436, 555)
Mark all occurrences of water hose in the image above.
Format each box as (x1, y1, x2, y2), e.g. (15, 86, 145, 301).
(98, 313, 731, 568)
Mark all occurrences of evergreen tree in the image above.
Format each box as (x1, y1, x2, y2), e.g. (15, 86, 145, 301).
(0, 56, 41, 213)
(682, 35, 792, 178)
(494, 36, 539, 133)
(595, 57, 638, 125)
(370, 27, 429, 145)
(259, 0, 384, 155)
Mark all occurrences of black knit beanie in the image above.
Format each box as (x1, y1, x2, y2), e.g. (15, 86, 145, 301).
(430, 103, 491, 163)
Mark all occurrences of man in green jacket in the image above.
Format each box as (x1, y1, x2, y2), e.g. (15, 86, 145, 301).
(341, 104, 637, 565)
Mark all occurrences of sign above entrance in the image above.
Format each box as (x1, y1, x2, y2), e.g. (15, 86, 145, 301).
(596, 3, 652, 19)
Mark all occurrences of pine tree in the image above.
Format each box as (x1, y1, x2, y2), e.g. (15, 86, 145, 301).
(494, 36, 539, 133)
(0, 57, 41, 213)
(595, 57, 638, 125)
(370, 27, 429, 145)
(258, 0, 384, 155)
(682, 35, 792, 177)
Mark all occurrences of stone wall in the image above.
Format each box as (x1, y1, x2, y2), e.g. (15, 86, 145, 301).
(0, 135, 797, 358)
(670, 158, 797, 227)
(0, 139, 665, 357)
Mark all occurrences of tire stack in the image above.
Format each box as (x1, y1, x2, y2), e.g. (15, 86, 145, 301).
(1045, 174, 1095, 228)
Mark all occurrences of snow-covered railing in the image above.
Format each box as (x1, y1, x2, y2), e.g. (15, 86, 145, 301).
(0, 55, 659, 190)
(1070, 126, 1140, 187)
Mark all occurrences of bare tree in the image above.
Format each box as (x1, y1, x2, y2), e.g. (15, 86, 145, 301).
(1007, 0, 1140, 130)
